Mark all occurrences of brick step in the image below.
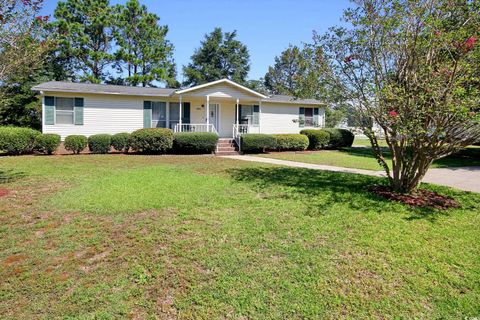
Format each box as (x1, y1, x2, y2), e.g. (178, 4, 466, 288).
(217, 147, 237, 152)
(215, 151, 239, 156)
(217, 143, 236, 148)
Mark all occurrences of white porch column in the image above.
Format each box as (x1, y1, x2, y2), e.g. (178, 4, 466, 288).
(259, 100, 262, 133)
(236, 98, 239, 126)
(178, 95, 182, 129)
(206, 95, 210, 126)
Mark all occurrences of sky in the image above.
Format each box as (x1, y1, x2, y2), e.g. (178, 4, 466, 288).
(40, 0, 350, 83)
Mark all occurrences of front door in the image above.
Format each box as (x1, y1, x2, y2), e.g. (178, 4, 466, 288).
(209, 103, 219, 130)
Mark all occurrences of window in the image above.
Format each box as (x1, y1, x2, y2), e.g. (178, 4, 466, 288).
(55, 97, 74, 124)
(299, 107, 320, 127)
(169, 102, 180, 129)
(238, 105, 259, 126)
(304, 108, 314, 127)
(152, 102, 167, 128)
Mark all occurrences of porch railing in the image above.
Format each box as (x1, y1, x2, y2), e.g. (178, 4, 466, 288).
(232, 123, 252, 152)
(174, 123, 218, 135)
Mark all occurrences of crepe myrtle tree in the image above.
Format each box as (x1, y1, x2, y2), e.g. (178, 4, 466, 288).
(315, 0, 480, 194)
(0, 0, 49, 84)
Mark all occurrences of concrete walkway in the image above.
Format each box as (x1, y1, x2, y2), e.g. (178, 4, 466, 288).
(222, 155, 480, 193)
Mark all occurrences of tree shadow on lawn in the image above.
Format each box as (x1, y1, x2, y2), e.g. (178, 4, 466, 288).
(0, 169, 25, 184)
(228, 166, 446, 220)
(340, 146, 391, 160)
(341, 146, 480, 168)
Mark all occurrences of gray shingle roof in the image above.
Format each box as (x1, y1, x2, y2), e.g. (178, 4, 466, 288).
(263, 94, 323, 105)
(32, 81, 324, 105)
(32, 81, 176, 97)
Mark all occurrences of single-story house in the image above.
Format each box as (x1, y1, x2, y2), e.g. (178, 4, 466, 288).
(32, 79, 326, 144)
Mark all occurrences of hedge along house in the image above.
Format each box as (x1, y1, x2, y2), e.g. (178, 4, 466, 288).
(32, 79, 326, 145)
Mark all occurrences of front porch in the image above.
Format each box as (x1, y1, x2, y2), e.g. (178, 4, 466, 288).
(172, 79, 267, 138)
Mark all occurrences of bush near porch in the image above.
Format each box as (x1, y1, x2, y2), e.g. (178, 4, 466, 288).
(323, 128, 355, 148)
(128, 128, 174, 154)
(241, 134, 277, 153)
(300, 129, 330, 150)
(300, 128, 354, 150)
(273, 134, 309, 151)
(173, 132, 219, 154)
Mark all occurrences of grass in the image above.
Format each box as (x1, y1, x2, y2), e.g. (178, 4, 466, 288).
(261, 144, 480, 171)
(0, 155, 479, 319)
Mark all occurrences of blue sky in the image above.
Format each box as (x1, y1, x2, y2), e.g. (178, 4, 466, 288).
(40, 0, 350, 83)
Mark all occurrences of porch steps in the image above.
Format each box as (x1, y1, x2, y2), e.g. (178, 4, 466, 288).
(215, 138, 239, 156)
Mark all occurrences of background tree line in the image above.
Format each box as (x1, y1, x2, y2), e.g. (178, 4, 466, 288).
(0, 0, 368, 130)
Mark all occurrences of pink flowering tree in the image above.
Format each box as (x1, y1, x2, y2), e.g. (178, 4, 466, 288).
(315, 0, 480, 194)
(0, 0, 48, 84)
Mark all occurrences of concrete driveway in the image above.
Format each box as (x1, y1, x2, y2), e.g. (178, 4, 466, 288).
(222, 155, 480, 193)
(423, 167, 480, 193)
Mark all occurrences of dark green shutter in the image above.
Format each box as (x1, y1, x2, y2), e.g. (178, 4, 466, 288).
(253, 105, 260, 126)
(299, 107, 305, 127)
(44, 96, 55, 125)
(313, 108, 319, 127)
(182, 102, 190, 124)
(238, 104, 242, 123)
(143, 101, 152, 128)
(74, 98, 84, 125)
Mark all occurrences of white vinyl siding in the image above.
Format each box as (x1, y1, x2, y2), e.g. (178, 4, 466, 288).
(260, 103, 325, 134)
(43, 93, 144, 140)
(41, 91, 325, 139)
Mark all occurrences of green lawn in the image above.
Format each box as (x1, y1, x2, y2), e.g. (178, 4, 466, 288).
(1, 155, 479, 319)
(261, 145, 480, 171)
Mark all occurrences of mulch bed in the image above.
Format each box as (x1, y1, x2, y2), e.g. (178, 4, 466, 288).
(0, 189, 10, 197)
(368, 185, 460, 210)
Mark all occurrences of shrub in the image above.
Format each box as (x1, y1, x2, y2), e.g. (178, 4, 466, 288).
(34, 133, 61, 155)
(174, 132, 219, 154)
(88, 134, 112, 154)
(0, 127, 40, 155)
(241, 134, 276, 153)
(273, 134, 309, 151)
(129, 128, 174, 153)
(324, 128, 355, 148)
(64, 135, 87, 154)
(300, 129, 330, 150)
(111, 132, 130, 153)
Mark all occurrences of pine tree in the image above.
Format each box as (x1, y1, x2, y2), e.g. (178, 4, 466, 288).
(113, 0, 176, 87)
(51, 0, 114, 83)
(183, 28, 250, 86)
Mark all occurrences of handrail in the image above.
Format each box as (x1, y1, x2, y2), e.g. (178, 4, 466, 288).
(174, 123, 218, 134)
(233, 124, 250, 153)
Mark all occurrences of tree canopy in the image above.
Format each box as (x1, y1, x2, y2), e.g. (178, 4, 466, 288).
(264, 44, 347, 127)
(315, 0, 480, 193)
(51, 0, 114, 83)
(112, 0, 176, 87)
(183, 28, 250, 86)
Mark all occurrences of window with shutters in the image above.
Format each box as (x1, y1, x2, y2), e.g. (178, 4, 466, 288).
(56, 97, 75, 124)
(299, 107, 320, 127)
(304, 108, 314, 127)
